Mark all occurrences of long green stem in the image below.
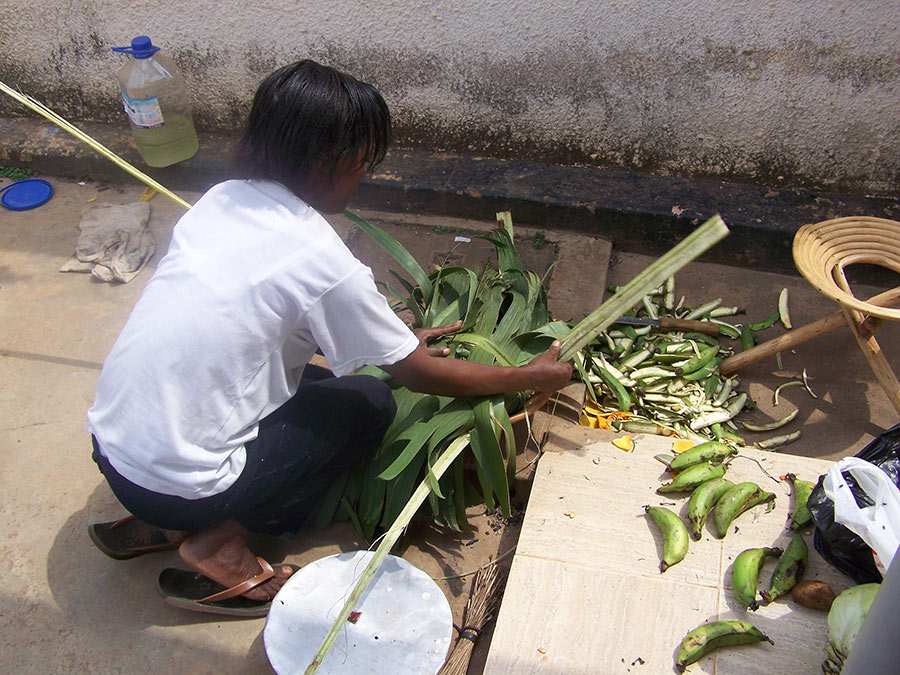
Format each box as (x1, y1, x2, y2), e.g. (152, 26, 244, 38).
(0, 80, 193, 210)
(304, 433, 471, 674)
(559, 215, 729, 362)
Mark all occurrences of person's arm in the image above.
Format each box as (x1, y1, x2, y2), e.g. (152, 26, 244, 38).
(382, 321, 573, 398)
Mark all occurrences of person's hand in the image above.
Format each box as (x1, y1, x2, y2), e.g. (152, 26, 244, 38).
(522, 340, 573, 392)
(412, 320, 463, 357)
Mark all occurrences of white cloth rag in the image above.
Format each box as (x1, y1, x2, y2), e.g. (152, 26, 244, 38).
(59, 201, 155, 283)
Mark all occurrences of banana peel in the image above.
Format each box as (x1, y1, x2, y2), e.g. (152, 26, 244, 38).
(579, 405, 633, 430)
(613, 435, 634, 451)
(672, 439, 695, 453)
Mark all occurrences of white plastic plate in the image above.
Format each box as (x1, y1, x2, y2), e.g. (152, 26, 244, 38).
(264, 550, 453, 674)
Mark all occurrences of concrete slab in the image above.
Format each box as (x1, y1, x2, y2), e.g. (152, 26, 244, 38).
(485, 556, 719, 674)
(485, 429, 852, 674)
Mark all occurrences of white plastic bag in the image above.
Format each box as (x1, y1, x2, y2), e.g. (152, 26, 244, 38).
(824, 457, 900, 577)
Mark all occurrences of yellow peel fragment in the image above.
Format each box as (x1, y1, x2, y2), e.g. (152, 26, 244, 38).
(672, 439, 694, 453)
(583, 399, 606, 415)
(613, 435, 634, 451)
(579, 412, 599, 428)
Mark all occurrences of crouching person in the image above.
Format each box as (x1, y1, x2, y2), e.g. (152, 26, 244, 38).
(87, 59, 572, 616)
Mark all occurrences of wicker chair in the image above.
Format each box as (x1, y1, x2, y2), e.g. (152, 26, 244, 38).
(721, 216, 900, 416)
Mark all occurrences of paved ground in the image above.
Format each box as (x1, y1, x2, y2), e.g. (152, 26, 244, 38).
(1, 174, 897, 673)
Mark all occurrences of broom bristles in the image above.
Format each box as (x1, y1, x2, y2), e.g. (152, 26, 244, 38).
(438, 564, 503, 675)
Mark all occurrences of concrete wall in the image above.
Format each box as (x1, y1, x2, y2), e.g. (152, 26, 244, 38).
(1, 0, 898, 196)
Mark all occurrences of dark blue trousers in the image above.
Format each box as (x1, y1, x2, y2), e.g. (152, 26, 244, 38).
(92, 365, 395, 535)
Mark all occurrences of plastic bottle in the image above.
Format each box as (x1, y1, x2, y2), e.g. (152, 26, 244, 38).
(112, 36, 199, 167)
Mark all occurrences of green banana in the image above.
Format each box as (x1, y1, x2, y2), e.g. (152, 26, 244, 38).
(731, 546, 783, 610)
(760, 532, 808, 604)
(657, 461, 726, 494)
(675, 619, 774, 672)
(668, 440, 738, 472)
(686, 478, 735, 540)
(712, 481, 776, 538)
(786, 473, 815, 530)
(644, 505, 690, 572)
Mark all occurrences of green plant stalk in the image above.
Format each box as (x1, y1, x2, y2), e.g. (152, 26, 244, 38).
(559, 215, 729, 362)
(0, 80, 193, 210)
(304, 432, 471, 674)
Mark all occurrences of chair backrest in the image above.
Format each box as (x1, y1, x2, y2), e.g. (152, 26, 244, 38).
(793, 216, 900, 321)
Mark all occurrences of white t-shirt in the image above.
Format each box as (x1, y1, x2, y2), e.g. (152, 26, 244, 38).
(87, 180, 418, 499)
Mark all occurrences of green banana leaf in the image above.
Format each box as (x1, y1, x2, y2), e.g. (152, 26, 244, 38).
(333, 209, 672, 540)
(344, 210, 434, 304)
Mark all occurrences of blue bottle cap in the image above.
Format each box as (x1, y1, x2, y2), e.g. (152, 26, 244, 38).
(111, 35, 161, 59)
(0, 178, 54, 211)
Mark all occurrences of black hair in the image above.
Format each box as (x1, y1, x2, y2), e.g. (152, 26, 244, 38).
(233, 60, 391, 186)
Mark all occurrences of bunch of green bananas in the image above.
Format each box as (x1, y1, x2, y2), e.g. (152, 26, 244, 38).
(669, 535, 807, 669)
(648, 446, 817, 670)
(731, 546, 783, 610)
(686, 477, 734, 539)
(646, 441, 782, 573)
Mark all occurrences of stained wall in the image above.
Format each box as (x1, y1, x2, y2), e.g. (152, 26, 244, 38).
(1, 1, 897, 195)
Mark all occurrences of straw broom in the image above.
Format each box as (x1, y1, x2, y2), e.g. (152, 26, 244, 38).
(438, 563, 504, 675)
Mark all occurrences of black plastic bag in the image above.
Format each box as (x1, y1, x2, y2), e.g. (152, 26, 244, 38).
(807, 423, 900, 583)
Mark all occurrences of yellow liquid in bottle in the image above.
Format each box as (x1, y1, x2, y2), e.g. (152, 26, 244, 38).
(131, 112, 199, 167)
(118, 51, 199, 168)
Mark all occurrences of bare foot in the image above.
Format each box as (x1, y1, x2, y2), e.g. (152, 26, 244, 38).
(178, 520, 295, 601)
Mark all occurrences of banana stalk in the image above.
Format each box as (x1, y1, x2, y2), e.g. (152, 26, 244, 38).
(304, 433, 471, 674)
(558, 215, 729, 362)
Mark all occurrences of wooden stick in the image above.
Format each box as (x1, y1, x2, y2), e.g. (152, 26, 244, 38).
(841, 305, 900, 415)
(657, 316, 721, 336)
(720, 286, 900, 376)
(719, 311, 846, 374)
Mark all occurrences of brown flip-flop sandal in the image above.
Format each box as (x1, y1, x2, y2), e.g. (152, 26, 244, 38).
(88, 515, 183, 560)
(155, 556, 300, 618)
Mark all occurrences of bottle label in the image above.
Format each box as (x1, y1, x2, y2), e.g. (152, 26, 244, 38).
(121, 90, 165, 129)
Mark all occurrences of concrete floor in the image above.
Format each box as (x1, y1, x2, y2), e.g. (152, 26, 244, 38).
(0, 175, 897, 673)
